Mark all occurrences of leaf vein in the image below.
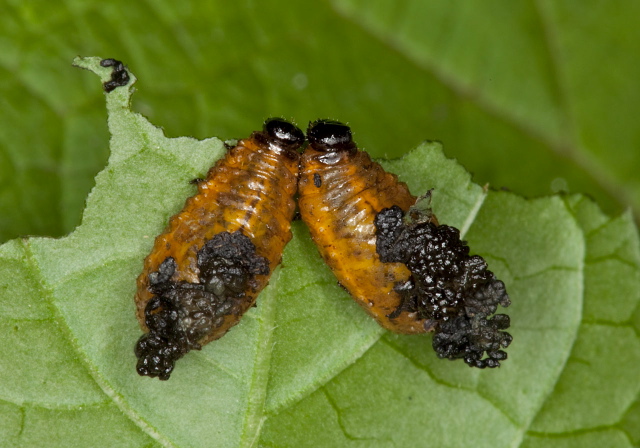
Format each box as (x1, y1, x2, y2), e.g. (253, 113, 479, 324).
(19, 239, 178, 448)
(328, 0, 638, 219)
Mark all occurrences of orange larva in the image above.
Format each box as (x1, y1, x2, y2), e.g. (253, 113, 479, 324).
(298, 121, 425, 334)
(134, 118, 304, 380)
(299, 120, 512, 368)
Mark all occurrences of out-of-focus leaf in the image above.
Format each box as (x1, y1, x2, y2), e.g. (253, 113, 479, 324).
(1, 1, 638, 242)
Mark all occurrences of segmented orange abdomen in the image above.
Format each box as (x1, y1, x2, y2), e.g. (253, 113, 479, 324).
(298, 124, 430, 334)
(134, 119, 304, 380)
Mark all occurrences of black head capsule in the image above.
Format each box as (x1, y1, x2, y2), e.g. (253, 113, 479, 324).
(307, 119, 357, 154)
(255, 118, 305, 157)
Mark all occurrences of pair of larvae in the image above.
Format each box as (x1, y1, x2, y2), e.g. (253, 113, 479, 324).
(134, 119, 512, 380)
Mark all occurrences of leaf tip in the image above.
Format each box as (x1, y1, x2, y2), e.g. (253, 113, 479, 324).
(416, 139, 444, 154)
(73, 56, 137, 97)
(72, 56, 108, 78)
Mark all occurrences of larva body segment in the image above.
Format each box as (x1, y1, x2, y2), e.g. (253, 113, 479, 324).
(134, 119, 303, 380)
(298, 122, 431, 334)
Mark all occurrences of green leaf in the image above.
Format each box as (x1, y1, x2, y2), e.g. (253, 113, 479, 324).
(1, 57, 637, 447)
(1, 1, 639, 243)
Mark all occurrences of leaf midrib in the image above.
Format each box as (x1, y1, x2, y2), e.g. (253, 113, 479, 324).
(239, 269, 280, 447)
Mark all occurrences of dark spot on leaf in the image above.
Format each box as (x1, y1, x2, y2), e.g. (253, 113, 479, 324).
(100, 58, 130, 93)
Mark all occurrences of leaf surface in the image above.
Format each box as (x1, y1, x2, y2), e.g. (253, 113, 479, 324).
(1, 58, 637, 447)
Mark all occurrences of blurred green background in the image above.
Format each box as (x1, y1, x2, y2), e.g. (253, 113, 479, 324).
(1, 0, 639, 243)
